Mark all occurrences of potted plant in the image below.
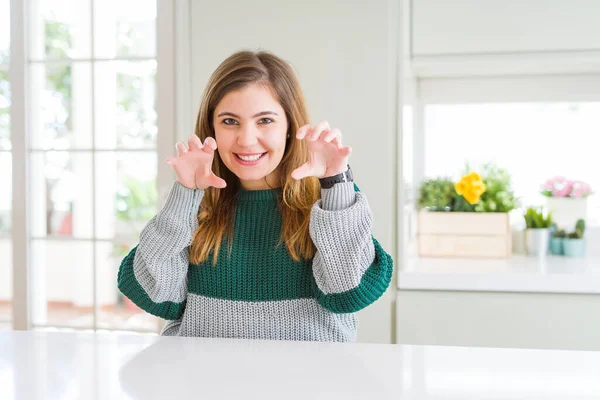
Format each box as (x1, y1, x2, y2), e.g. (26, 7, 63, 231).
(541, 177, 592, 228)
(417, 165, 515, 258)
(564, 219, 586, 257)
(524, 207, 553, 257)
(417, 178, 455, 212)
(550, 227, 566, 255)
(473, 163, 518, 213)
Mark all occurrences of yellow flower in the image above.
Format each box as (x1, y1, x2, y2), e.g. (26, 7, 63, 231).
(455, 172, 486, 205)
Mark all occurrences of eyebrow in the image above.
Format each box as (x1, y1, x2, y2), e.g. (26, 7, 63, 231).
(216, 111, 279, 118)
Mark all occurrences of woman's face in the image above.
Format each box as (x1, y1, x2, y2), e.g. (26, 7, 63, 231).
(213, 83, 288, 190)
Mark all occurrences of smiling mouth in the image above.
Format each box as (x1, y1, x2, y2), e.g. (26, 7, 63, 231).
(234, 153, 267, 162)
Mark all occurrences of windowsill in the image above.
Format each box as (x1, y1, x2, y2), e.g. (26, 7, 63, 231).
(398, 255, 600, 294)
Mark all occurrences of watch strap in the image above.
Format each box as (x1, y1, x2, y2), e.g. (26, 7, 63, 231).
(319, 165, 353, 189)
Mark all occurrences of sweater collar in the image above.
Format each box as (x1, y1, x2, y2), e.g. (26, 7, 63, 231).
(237, 187, 282, 202)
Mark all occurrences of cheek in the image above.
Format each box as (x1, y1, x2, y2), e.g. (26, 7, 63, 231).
(214, 131, 230, 150)
(267, 127, 288, 151)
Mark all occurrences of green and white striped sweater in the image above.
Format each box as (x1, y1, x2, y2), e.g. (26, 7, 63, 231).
(117, 180, 393, 342)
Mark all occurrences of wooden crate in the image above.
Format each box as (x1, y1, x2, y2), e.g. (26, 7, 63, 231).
(418, 212, 512, 258)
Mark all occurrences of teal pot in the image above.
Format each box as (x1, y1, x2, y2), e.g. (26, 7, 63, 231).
(563, 239, 586, 257)
(549, 237, 564, 255)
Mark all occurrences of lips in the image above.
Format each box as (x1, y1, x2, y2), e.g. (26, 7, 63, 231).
(233, 152, 267, 165)
(235, 152, 266, 161)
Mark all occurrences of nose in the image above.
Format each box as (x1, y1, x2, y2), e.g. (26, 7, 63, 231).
(237, 124, 259, 147)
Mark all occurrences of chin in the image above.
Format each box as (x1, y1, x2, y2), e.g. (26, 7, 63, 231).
(225, 153, 281, 182)
(235, 170, 269, 181)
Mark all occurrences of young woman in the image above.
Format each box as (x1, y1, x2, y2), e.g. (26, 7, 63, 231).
(117, 50, 393, 342)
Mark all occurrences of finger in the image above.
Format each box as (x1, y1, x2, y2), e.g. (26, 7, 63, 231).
(188, 134, 203, 151)
(340, 146, 352, 156)
(291, 163, 313, 180)
(209, 174, 227, 189)
(310, 120, 330, 141)
(166, 157, 177, 167)
(296, 124, 313, 140)
(202, 136, 218, 153)
(331, 134, 343, 148)
(323, 128, 341, 143)
(175, 142, 188, 157)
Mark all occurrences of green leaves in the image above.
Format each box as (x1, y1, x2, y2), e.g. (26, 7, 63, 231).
(417, 178, 455, 211)
(418, 162, 518, 213)
(567, 219, 586, 239)
(552, 228, 566, 238)
(473, 163, 518, 213)
(524, 207, 553, 229)
(116, 176, 157, 222)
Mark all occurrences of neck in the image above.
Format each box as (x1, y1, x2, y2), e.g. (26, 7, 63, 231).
(240, 169, 281, 190)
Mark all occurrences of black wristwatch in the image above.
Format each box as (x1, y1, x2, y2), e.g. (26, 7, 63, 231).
(319, 165, 354, 189)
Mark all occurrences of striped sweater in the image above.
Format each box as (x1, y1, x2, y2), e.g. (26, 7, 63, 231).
(117, 180, 393, 342)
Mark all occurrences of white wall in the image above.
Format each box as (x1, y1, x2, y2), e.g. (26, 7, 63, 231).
(178, 0, 402, 343)
(412, 0, 600, 56)
(410, 0, 600, 77)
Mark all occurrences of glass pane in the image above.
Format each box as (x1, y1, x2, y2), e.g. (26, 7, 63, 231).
(424, 102, 600, 226)
(0, 152, 10, 233)
(30, 152, 94, 238)
(94, 0, 156, 58)
(30, 239, 93, 328)
(95, 152, 157, 239)
(29, 0, 91, 60)
(30, 63, 93, 150)
(0, 0, 9, 64)
(0, 68, 9, 150)
(96, 241, 161, 332)
(0, 153, 10, 324)
(403, 105, 414, 199)
(95, 61, 157, 149)
(0, 239, 11, 325)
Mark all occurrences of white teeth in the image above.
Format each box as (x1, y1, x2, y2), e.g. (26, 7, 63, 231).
(237, 153, 263, 161)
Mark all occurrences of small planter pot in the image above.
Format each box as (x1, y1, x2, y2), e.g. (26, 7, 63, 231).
(549, 237, 564, 255)
(563, 239, 586, 257)
(525, 228, 550, 257)
(546, 197, 587, 228)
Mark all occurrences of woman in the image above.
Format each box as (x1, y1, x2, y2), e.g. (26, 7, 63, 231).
(117, 50, 393, 341)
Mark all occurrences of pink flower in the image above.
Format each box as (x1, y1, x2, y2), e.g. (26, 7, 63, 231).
(541, 176, 593, 198)
(552, 179, 572, 197)
(540, 180, 554, 191)
(571, 181, 593, 198)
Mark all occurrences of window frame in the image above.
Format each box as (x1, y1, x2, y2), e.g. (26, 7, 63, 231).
(401, 73, 600, 277)
(9, 0, 177, 332)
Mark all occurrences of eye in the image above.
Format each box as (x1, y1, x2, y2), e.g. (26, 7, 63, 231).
(222, 118, 238, 126)
(258, 118, 274, 125)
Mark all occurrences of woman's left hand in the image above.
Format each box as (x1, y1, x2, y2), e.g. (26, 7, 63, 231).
(291, 120, 352, 180)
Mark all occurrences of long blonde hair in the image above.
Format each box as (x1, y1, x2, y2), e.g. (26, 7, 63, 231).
(189, 50, 320, 265)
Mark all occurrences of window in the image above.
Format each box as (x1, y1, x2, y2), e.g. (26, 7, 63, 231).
(424, 102, 599, 226)
(14, 0, 162, 333)
(0, 0, 11, 329)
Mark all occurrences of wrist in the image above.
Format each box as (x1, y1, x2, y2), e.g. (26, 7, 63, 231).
(323, 166, 349, 178)
(320, 181, 356, 211)
(319, 165, 353, 189)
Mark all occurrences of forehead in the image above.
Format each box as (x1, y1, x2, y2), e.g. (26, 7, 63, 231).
(215, 83, 283, 115)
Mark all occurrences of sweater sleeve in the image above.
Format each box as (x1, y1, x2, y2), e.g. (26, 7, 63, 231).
(117, 181, 204, 320)
(309, 182, 393, 314)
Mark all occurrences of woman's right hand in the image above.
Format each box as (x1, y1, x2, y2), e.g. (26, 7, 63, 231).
(166, 134, 227, 190)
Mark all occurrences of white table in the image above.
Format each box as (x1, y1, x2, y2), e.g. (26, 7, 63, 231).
(1, 331, 599, 399)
